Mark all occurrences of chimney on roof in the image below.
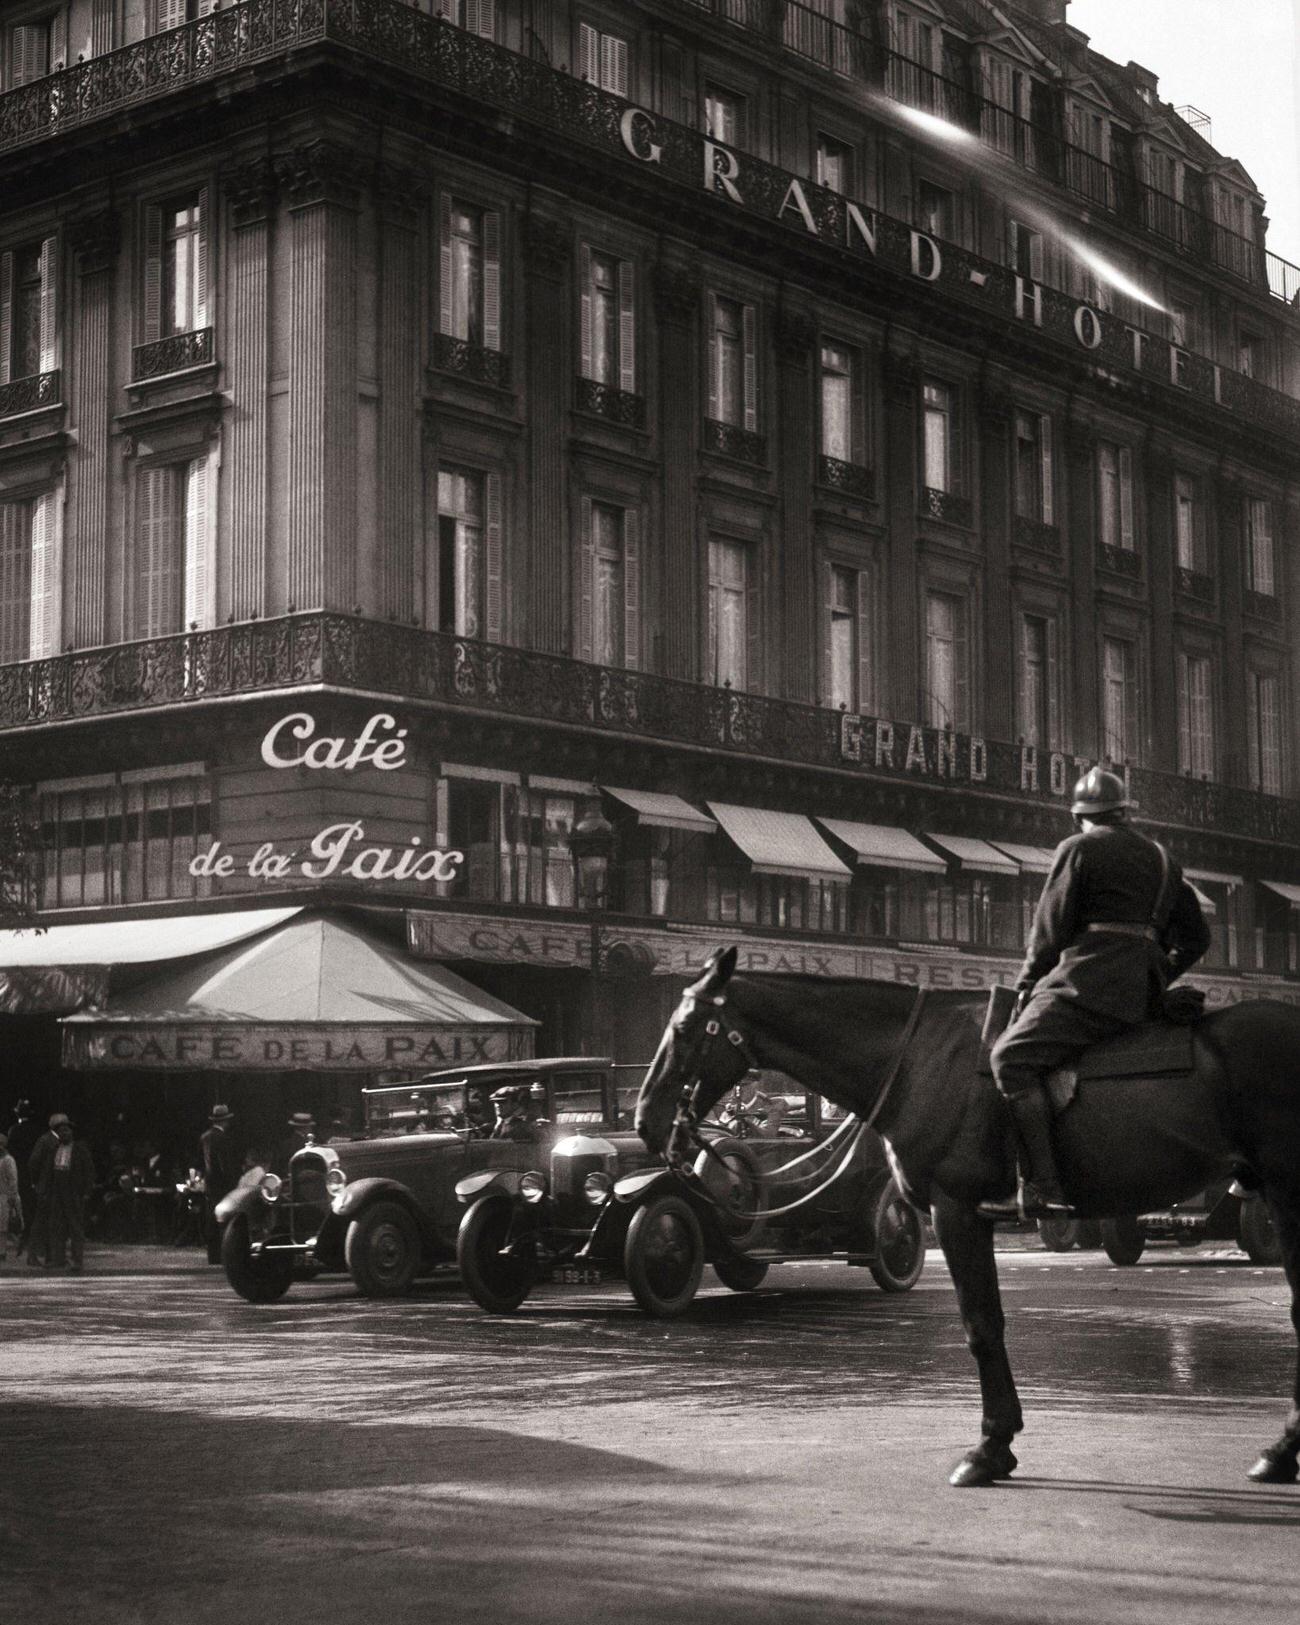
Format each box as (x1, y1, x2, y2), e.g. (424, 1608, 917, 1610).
(1015, 0, 1070, 21)
(1128, 61, 1160, 104)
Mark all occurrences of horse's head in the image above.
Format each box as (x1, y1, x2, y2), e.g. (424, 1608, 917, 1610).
(634, 946, 751, 1158)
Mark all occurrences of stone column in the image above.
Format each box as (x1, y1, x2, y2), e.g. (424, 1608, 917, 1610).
(652, 262, 700, 682)
(522, 212, 571, 653)
(881, 351, 920, 718)
(64, 211, 119, 650)
(775, 306, 817, 703)
(376, 167, 423, 622)
(977, 381, 1014, 742)
(221, 159, 275, 623)
(275, 141, 360, 612)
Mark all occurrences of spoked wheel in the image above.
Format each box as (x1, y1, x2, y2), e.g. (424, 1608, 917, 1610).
(624, 1194, 705, 1318)
(711, 1251, 770, 1293)
(1101, 1215, 1145, 1267)
(457, 1197, 536, 1313)
(693, 1136, 766, 1251)
(221, 1216, 293, 1304)
(345, 1200, 421, 1298)
(1037, 1215, 1080, 1252)
(869, 1181, 926, 1292)
(1238, 1197, 1283, 1265)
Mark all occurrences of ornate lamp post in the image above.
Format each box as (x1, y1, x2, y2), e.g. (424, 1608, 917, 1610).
(571, 808, 615, 911)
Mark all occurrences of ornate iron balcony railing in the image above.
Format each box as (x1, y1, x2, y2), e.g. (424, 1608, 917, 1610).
(1244, 589, 1282, 622)
(131, 327, 214, 381)
(1177, 567, 1216, 603)
(1099, 544, 1142, 578)
(432, 333, 510, 388)
(1014, 515, 1060, 554)
(0, 370, 61, 418)
(1, 611, 1297, 842)
(922, 486, 973, 527)
(703, 418, 766, 465)
(574, 376, 646, 428)
(817, 454, 875, 499)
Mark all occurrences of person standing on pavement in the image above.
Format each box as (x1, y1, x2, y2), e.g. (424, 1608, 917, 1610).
(37, 1115, 96, 1272)
(6, 1099, 42, 1260)
(199, 1105, 239, 1265)
(0, 1132, 21, 1265)
(24, 1113, 64, 1267)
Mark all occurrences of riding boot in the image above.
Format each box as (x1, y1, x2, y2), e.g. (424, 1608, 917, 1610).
(1007, 1088, 1072, 1217)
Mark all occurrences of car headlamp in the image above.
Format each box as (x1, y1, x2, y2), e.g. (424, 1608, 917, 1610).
(583, 1172, 613, 1206)
(259, 1172, 282, 1204)
(325, 1166, 348, 1198)
(520, 1170, 548, 1204)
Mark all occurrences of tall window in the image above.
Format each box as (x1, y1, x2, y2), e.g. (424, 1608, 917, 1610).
(1096, 441, 1135, 552)
(708, 295, 756, 430)
(580, 248, 635, 393)
(436, 467, 486, 637)
(1168, 300, 1197, 352)
(1014, 411, 1054, 523)
(1101, 637, 1138, 765)
(1008, 218, 1045, 283)
(827, 563, 871, 714)
(440, 196, 501, 351)
(1248, 671, 1283, 795)
(162, 197, 203, 337)
(578, 21, 628, 94)
(1176, 651, 1215, 779)
(916, 181, 953, 240)
(708, 538, 750, 691)
(703, 84, 745, 147)
(1, 236, 59, 383)
(1174, 474, 1208, 574)
(1018, 613, 1059, 748)
(986, 58, 1035, 162)
(1247, 497, 1275, 596)
(815, 134, 852, 194)
(922, 379, 957, 494)
(1237, 331, 1263, 380)
(924, 589, 969, 731)
(820, 341, 854, 463)
(0, 499, 32, 663)
(135, 460, 211, 639)
(40, 772, 212, 909)
(8, 13, 60, 84)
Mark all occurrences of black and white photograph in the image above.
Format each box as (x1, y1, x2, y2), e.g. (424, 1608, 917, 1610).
(2, 1, 1299, 1620)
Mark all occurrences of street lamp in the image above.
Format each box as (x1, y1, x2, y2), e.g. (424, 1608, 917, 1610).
(571, 808, 615, 911)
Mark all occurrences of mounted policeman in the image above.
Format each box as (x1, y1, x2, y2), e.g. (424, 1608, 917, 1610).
(981, 766, 1212, 1220)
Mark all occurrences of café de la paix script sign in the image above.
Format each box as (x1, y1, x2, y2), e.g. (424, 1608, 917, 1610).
(188, 711, 463, 885)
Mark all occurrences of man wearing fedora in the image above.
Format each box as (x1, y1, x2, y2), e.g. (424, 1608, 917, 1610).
(34, 1114, 95, 1273)
(200, 1105, 239, 1265)
(276, 1112, 316, 1178)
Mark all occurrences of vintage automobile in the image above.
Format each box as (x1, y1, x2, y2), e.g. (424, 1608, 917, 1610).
(1091, 1180, 1283, 1266)
(214, 1057, 642, 1302)
(455, 1073, 927, 1318)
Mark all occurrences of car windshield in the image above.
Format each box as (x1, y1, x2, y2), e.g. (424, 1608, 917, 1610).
(363, 1081, 491, 1138)
(716, 1069, 816, 1137)
(551, 1073, 607, 1126)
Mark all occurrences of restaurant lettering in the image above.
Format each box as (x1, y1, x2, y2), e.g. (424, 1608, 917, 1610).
(64, 1024, 534, 1072)
(261, 711, 409, 772)
(190, 822, 462, 884)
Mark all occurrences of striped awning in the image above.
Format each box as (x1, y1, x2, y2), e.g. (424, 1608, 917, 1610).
(708, 804, 851, 881)
(817, 819, 946, 874)
(990, 842, 1058, 875)
(924, 834, 1020, 876)
(602, 787, 716, 833)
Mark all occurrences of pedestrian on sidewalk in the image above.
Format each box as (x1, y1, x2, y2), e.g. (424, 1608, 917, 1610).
(199, 1105, 238, 1265)
(38, 1115, 96, 1273)
(0, 1132, 21, 1265)
(24, 1113, 63, 1267)
(7, 1099, 42, 1260)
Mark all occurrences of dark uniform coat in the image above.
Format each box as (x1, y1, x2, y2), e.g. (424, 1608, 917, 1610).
(992, 823, 1212, 1097)
(199, 1124, 238, 1264)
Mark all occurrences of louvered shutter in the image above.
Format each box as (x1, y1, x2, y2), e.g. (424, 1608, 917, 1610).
(1248, 674, 1261, 788)
(0, 252, 12, 385)
(482, 209, 501, 352)
(143, 205, 163, 343)
(953, 598, 969, 730)
(1017, 615, 1031, 740)
(578, 243, 593, 379)
(1029, 231, 1045, 283)
(1124, 644, 1139, 761)
(745, 547, 762, 693)
(1039, 414, 1053, 524)
(856, 569, 873, 713)
(741, 302, 757, 433)
(12, 25, 45, 85)
(0, 501, 31, 664)
(578, 496, 594, 661)
(469, 0, 496, 41)
(484, 473, 503, 642)
(198, 0, 220, 16)
(850, 346, 867, 466)
(706, 296, 720, 421)
(1118, 446, 1135, 549)
(439, 194, 454, 337)
(820, 558, 834, 705)
(1046, 617, 1061, 748)
(156, 0, 186, 31)
(28, 489, 62, 659)
(137, 466, 183, 639)
(579, 22, 598, 84)
(39, 235, 58, 372)
(1176, 652, 1191, 773)
(51, 6, 67, 68)
(194, 185, 210, 330)
(617, 259, 635, 394)
(949, 386, 965, 494)
(182, 457, 211, 630)
(602, 33, 628, 96)
(623, 508, 640, 670)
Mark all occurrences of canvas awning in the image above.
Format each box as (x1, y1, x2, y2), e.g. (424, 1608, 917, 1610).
(62, 913, 537, 1072)
(1262, 881, 1300, 906)
(1185, 868, 1244, 889)
(707, 803, 851, 881)
(602, 787, 717, 833)
(0, 907, 303, 1016)
(1185, 884, 1218, 916)
(816, 819, 946, 874)
(989, 842, 1058, 875)
(924, 834, 1021, 876)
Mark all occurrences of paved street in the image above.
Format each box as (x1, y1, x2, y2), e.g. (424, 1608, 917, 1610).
(2, 1243, 1297, 1625)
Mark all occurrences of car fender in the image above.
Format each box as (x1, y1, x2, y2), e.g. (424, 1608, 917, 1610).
(612, 1167, 731, 1240)
(332, 1177, 431, 1236)
(455, 1169, 526, 1205)
(214, 1186, 268, 1226)
(613, 1167, 677, 1205)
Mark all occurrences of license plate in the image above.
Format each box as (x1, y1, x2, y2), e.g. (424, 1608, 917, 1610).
(551, 1266, 603, 1285)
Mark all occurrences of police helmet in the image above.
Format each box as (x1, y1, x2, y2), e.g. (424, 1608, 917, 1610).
(1070, 766, 1129, 817)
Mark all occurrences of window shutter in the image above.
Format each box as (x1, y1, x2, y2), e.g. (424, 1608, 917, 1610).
(1038, 414, 1053, 524)
(198, 0, 220, 16)
(1248, 674, 1261, 788)
(1124, 645, 1139, 761)
(850, 347, 867, 466)
(741, 302, 757, 433)
(745, 548, 762, 693)
(143, 204, 163, 344)
(0, 252, 12, 385)
(820, 557, 834, 705)
(29, 489, 62, 660)
(12, 25, 44, 85)
(578, 243, 593, 379)
(0, 502, 31, 663)
(856, 568, 873, 714)
(194, 185, 210, 330)
(579, 22, 598, 83)
(1046, 617, 1061, 748)
(482, 209, 501, 352)
(438, 193, 454, 337)
(484, 472, 503, 642)
(617, 259, 636, 394)
(182, 456, 211, 631)
(949, 386, 965, 494)
(706, 295, 720, 421)
(156, 0, 186, 30)
(623, 508, 640, 670)
(51, 7, 67, 69)
(603, 34, 628, 97)
(468, 0, 495, 40)
(1118, 445, 1135, 548)
(953, 599, 969, 730)
(137, 466, 183, 640)
(578, 496, 594, 662)
(38, 235, 58, 372)
(1016, 615, 1030, 740)
(1176, 652, 1191, 773)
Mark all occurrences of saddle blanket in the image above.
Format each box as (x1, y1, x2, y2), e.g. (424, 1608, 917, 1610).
(1046, 1022, 1195, 1114)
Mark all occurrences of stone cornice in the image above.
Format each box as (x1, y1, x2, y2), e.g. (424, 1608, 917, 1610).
(222, 156, 278, 227)
(273, 140, 363, 210)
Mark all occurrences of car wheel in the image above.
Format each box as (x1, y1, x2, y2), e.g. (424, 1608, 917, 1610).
(868, 1181, 926, 1292)
(457, 1197, 535, 1313)
(1101, 1216, 1145, 1267)
(345, 1200, 421, 1298)
(693, 1136, 766, 1251)
(1037, 1215, 1079, 1252)
(624, 1194, 705, 1318)
(711, 1252, 769, 1293)
(1238, 1197, 1283, 1265)
(221, 1216, 292, 1304)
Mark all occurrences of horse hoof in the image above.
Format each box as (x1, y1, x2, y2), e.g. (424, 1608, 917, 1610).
(949, 1447, 1017, 1488)
(1247, 1452, 1299, 1484)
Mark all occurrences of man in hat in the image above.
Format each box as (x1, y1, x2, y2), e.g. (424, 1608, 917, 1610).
(199, 1105, 239, 1265)
(24, 1112, 65, 1267)
(34, 1114, 96, 1272)
(276, 1112, 316, 1177)
(982, 766, 1211, 1220)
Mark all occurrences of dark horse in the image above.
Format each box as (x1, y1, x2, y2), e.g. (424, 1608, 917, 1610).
(635, 947, 1300, 1489)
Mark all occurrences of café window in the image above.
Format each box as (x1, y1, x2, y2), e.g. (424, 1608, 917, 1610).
(1100, 636, 1139, 765)
(578, 21, 628, 94)
(434, 466, 502, 641)
(704, 864, 848, 936)
(1246, 497, 1275, 596)
(900, 873, 1020, 950)
(134, 458, 212, 638)
(1017, 612, 1060, 750)
(1014, 411, 1054, 523)
(853, 869, 899, 940)
(1174, 473, 1208, 575)
(619, 826, 709, 920)
(1096, 441, 1135, 552)
(826, 562, 871, 715)
(815, 133, 852, 195)
(703, 83, 746, 147)
(579, 247, 635, 393)
(440, 777, 582, 908)
(1176, 650, 1215, 780)
(142, 191, 209, 343)
(0, 236, 58, 385)
(439, 196, 501, 351)
(708, 293, 757, 430)
(707, 537, 757, 692)
(578, 498, 639, 669)
(924, 588, 969, 732)
(1248, 670, 1283, 795)
(0, 492, 60, 663)
(921, 378, 961, 495)
(39, 769, 212, 909)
